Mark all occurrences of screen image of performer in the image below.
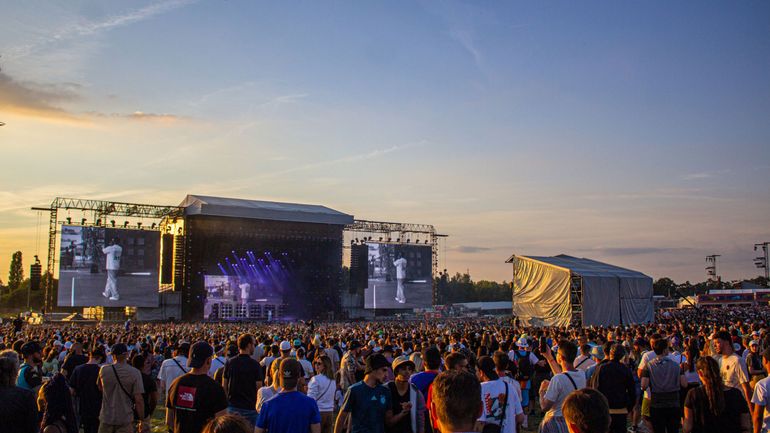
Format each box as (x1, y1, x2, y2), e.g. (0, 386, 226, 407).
(394, 254, 407, 303)
(239, 281, 250, 304)
(102, 237, 122, 301)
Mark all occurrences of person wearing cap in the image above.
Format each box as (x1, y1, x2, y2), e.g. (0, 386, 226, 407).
(510, 337, 537, 429)
(256, 358, 321, 433)
(335, 353, 395, 433)
(340, 341, 365, 392)
(166, 341, 228, 433)
(222, 334, 263, 427)
(714, 330, 752, 404)
(476, 356, 524, 433)
(746, 340, 766, 390)
(17, 341, 44, 392)
(387, 355, 426, 433)
(98, 343, 145, 433)
(279, 340, 292, 359)
(159, 342, 190, 398)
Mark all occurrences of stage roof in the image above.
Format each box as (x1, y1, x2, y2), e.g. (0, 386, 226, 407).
(180, 194, 354, 225)
(505, 254, 649, 278)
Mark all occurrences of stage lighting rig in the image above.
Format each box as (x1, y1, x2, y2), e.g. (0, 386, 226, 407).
(123, 221, 129, 228)
(110, 220, 116, 227)
(66, 217, 71, 224)
(81, 218, 86, 225)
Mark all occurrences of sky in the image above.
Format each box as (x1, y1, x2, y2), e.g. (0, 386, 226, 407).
(1, 1, 769, 285)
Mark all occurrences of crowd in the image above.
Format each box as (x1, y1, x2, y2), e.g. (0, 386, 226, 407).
(0, 305, 769, 433)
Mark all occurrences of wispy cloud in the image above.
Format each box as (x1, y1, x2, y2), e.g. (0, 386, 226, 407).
(680, 169, 731, 181)
(576, 246, 694, 256)
(449, 29, 485, 75)
(452, 245, 493, 253)
(6, 0, 197, 60)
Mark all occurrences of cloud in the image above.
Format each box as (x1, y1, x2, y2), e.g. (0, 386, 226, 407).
(449, 29, 485, 74)
(0, 71, 83, 122)
(7, 0, 197, 61)
(577, 246, 693, 256)
(680, 169, 731, 181)
(452, 245, 492, 253)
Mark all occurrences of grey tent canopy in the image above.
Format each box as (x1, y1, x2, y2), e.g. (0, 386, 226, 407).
(506, 254, 653, 327)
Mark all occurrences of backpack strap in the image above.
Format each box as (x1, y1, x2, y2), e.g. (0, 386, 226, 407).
(564, 372, 579, 391)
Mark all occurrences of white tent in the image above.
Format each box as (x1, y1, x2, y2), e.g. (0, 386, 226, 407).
(506, 254, 653, 327)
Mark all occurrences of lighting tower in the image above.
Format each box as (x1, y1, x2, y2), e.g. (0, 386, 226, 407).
(755, 242, 769, 280)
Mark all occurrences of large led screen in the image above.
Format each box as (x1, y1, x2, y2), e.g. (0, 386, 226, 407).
(203, 250, 292, 320)
(57, 225, 160, 307)
(364, 243, 432, 309)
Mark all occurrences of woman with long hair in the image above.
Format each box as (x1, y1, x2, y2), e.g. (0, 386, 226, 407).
(38, 373, 78, 433)
(202, 414, 252, 433)
(683, 357, 750, 433)
(307, 355, 336, 433)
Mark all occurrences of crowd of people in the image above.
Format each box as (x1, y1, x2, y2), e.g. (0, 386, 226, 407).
(0, 305, 768, 433)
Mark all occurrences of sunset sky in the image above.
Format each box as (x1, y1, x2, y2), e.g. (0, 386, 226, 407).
(1, 1, 769, 285)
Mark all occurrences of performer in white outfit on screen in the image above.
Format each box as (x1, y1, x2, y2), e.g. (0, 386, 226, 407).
(102, 237, 122, 301)
(394, 255, 407, 303)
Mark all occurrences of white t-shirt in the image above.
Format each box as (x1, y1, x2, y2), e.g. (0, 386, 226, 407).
(751, 375, 770, 432)
(544, 370, 586, 418)
(158, 355, 189, 395)
(103, 245, 122, 270)
(716, 353, 750, 389)
(299, 358, 314, 379)
(307, 374, 336, 412)
(394, 258, 407, 279)
(500, 375, 523, 403)
(239, 283, 250, 300)
(479, 378, 524, 433)
(209, 356, 226, 377)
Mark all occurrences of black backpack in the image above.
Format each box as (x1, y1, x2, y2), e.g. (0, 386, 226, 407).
(515, 351, 534, 381)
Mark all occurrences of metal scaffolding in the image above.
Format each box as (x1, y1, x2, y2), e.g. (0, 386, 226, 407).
(345, 219, 447, 305)
(33, 197, 184, 312)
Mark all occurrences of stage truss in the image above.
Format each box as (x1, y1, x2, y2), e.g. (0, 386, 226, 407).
(344, 219, 447, 305)
(33, 197, 184, 312)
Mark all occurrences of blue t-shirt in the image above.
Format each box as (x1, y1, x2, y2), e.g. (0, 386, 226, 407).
(409, 371, 438, 396)
(256, 391, 321, 433)
(342, 382, 392, 433)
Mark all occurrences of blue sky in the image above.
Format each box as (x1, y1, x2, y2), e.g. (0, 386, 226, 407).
(1, 1, 769, 284)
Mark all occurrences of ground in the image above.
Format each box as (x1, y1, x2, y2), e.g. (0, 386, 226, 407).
(57, 269, 159, 307)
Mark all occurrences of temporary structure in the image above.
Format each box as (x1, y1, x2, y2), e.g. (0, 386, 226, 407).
(506, 254, 653, 327)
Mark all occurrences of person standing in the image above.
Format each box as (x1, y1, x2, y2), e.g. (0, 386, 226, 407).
(17, 341, 44, 393)
(223, 334, 263, 427)
(539, 341, 587, 433)
(588, 344, 636, 433)
(751, 348, 770, 433)
(335, 353, 395, 433)
(308, 355, 336, 433)
(429, 370, 482, 433)
(98, 343, 145, 433)
(61, 342, 88, 378)
(683, 357, 750, 433)
(714, 331, 752, 405)
(255, 358, 321, 433)
(640, 338, 686, 433)
(102, 238, 123, 301)
(0, 350, 38, 433)
(341, 341, 365, 392)
(476, 356, 524, 433)
(562, 389, 612, 433)
(70, 346, 106, 433)
(159, 342, 190, 397)
(131, 354, 158, 433)
(387, 356, 426, 433)
(394, 255, 408, 304)
(166, 342, 228, 433)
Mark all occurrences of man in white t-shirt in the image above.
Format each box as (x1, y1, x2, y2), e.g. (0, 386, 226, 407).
(158, 342, 190, 396)
(394, 255, 407, 304)
(239, 282, 250, 304)
(714, 330, 751, 404)
(102, 237, 123, 301)
(540, 341, 587, 430)
(751, 347, 770, 433)
(573, 345, 596, 372)
(477, 356, 524, 433)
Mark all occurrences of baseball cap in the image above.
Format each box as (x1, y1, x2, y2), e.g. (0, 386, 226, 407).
(477, 356, 499, 380)
(349, 340, 362, 350)
(279, 358, 302, 389)
(188, 341, 214, 368)
(279, 341, 292, 351)
(111, 343, 128, 356)
(293, 339, 302, 347)
(392, 355, 415, 373)
(365, 353, 391, 374)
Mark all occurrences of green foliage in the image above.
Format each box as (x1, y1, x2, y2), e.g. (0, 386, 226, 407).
(436, 272, 511, 304)
(8, 251, 23, 290)
(0, 273, 57, 312)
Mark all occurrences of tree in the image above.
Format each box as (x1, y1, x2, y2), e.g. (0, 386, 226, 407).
(8, 251, 23, 290)
(653, 277, 677, 298)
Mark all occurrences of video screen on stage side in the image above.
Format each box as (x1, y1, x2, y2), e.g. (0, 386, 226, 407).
(57, 225, 160, 307)
(364, 243, 432, 309)
(203, 251, 291, 320)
